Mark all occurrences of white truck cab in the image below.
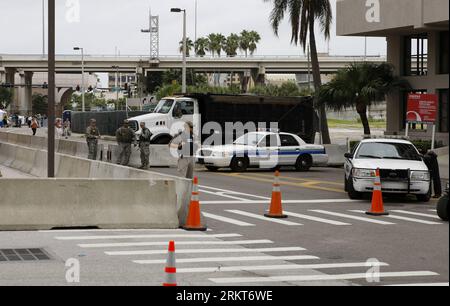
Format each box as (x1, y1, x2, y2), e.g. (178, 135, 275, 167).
(128, 97, 197, 144)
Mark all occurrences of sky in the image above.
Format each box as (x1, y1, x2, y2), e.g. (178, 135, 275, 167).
(0, 0, 387, 86)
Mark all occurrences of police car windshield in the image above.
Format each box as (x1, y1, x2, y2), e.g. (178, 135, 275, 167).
(356, 142, 422, 161)
(154, 99, 175, 114)
(234, 133, 265, 146)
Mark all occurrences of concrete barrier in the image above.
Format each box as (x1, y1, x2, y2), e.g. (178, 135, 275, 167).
(108, 143, 178, 167)
(0, 141, 193, 227)
(0, 178, 179, 230)
(325, 144, 347, 167)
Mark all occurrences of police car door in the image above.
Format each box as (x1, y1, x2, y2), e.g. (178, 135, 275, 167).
(279, 134, 301, 166)
(257, 134, 280, 169)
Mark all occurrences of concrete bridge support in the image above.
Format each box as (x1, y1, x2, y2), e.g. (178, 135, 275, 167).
(18, 70, 33, 115)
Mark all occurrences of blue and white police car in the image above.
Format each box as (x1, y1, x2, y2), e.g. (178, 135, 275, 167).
(196, 131, 328, 172)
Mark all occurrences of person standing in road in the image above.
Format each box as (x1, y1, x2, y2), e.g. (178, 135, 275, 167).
(138, 122, 152, 169)
(115, 120, 136, 166)
(170, 121, 197, 179)
(86, 119, 101, 160)
(30, 117, 39, 136)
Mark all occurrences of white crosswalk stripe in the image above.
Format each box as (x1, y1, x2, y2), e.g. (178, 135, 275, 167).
(176, 262, 390, 273)
(106, 247, 305, 256)
(349, 210, 443, 225)
(309, 210, 396, 225)
(202, 212, 255, 226)
(390, 210, 441, 220)
(55, 233, 240, 241)
(226, 210, 302, 226)
(209, 271, 440, 284)
(78, 239, 274, 248)
(283, 211, 351, 226)
(133, 255, 320, 265)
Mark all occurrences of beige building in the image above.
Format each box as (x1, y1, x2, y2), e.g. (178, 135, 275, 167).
(337, 0, 449, 144)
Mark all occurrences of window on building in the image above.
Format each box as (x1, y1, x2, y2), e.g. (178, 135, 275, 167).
(404, 34, 428, 76)
(439, 89, 449, 133)
(439, 31, 449, 74)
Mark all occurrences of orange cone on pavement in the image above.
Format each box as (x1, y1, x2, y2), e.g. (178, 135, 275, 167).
(182, 177, 207, 231)
(366, 169, 389, 216)
(265, 171, 288, 219)
(163, 241, 177, 286)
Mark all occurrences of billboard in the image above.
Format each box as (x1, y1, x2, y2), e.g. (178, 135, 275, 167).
(406, 94, 438, 124)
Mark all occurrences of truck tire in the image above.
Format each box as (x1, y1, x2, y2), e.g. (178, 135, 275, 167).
(347, 176, 363, 200)
(437, 195, 448, 221)
(295, 155, 312, 172)
(230, 157, 249, 172)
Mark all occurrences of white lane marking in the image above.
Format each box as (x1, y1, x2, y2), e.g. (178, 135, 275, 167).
(200, 189, 250, 202)
(79, 239, 273, 248)
(39, 229, 191, 233)
(56, 233, 240, 241)
(283, 211, 351, 226)
(350, 210, 443, 225)
(202, 199, 362, 205)
(310, 210, 396, 225)
(133, 255, 319, 265)
(391, 210, 441, 220)
(226, 210, 302, 226)
(199, 185, 270, 200)
(209, 271, 439, 284)
(202, 212, 255, 226)
(385, 283, 449, 287)
(105, 247, 305, 256)
(177, 262, 390, 273)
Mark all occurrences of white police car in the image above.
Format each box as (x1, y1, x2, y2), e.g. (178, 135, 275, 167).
(197, 131, 328, 172)
(344, 138, 431, 202)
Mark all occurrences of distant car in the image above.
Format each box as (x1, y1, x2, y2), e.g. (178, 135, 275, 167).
(196, 131, 328, 172)
(344, 138, 431, 202)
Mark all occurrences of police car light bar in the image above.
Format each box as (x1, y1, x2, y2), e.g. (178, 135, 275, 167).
(362, 135, 410, 140)
(257, 128, 280, 133)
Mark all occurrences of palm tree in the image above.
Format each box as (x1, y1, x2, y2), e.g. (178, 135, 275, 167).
(224, 34, 240, 57)
(264, 0, 332, 144)
(319, 63, 409, 135)
(179, 37, 194, 57)
(239, 30, 251, 57)
(207, 33, 226, 57)
(195, 37, 210, 57)
(248, 31, 261, 56)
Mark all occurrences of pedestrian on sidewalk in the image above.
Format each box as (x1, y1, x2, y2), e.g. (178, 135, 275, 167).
(55, 118, 63, 139)
(138, 122, 152, 169)
(423, 149, 442, 198)
(170, 121, 197, 179)
(63, 118, 71, 139)
(86, 119, 101, 160)
(30, 117, 39, 136)
(115, 120, 136, 166)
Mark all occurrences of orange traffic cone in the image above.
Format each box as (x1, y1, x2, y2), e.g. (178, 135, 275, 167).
(366, 169, 389, 216)
(163, 241, 177, 287)
(265, 171, 287, 219)
(182, 177, 207, 231)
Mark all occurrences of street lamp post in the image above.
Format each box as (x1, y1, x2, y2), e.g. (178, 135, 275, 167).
(74, 47, 85, 112)
(171, 8, 187, 94)
(112, 66, 120, 110)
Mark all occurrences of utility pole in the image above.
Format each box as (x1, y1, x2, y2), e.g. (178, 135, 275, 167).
(47, 0, 55, 177)
(171, 8, 187, 94)
(42, 0, 45, 57)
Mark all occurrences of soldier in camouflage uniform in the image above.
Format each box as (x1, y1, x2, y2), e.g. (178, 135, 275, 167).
(115, 120, 136, 166)
(138, 122, 152, 169)
(85, 119, 101, 160)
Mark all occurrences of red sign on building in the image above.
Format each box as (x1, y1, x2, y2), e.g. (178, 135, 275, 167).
(406, 94, 438, 124)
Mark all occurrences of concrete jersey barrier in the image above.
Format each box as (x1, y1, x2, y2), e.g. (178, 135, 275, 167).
(0, 178, 179, 230)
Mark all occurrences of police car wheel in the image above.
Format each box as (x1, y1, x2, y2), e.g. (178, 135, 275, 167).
(437, 195, 449, 221)
(230, 157, 249, 172)
(347, 176, 363, 200)
(295, 155, 312, 172)
(417, 191, 431, 203)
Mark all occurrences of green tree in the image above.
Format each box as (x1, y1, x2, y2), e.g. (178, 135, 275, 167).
(208, 33, 226, 57)
(0, 88, 13, 109)
(239, 30, 251, 57)
(264, 0, 332, 144)
(195, 37, 210, 57)
(319, 63, 409, 135)
(224, 34, 240, 57)
(32, 93, 48, 114)
(248, 31, 261, 55)
(179, 37, 195, 57)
